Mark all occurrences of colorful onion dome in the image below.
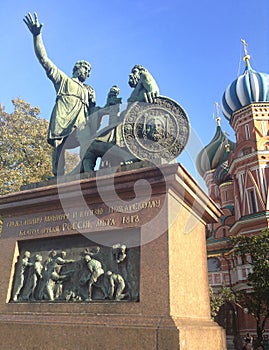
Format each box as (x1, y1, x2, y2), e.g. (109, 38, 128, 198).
(214, 160, 232, 186)
(222, 40, 269, 121)
(196, 119, 235, 178)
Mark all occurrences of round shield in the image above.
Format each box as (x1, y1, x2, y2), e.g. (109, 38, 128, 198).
(122, 96, 190, 162)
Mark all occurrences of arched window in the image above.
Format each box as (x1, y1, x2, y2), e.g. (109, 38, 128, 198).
(247, 188, 257, 214)
(207, 257, 221, 272)
(245, 124, 250, 140)
(263, 141, 269, 150)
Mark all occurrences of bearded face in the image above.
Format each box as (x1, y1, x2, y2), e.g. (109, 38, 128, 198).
(73, 62, 91, 82)
(128, 68, 141, 88)
(146, 118, 165, 142)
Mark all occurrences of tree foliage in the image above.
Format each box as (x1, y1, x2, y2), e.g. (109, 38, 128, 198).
(0, 98, 79, 195)
(0, 98, 53, 194)
(209, 283, 235, 319)
(230, 230, 269, 345)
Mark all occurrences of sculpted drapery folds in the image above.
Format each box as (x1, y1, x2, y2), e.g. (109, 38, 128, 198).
(24, 12, 96, 176)
(10, 244, 139, 303)
(80, 65, 161, 172)
(23, 13, 188, 176)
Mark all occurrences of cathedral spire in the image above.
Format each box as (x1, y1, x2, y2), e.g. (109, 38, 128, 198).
(214, 101, 221, 126)
(240, 39, 251, 67)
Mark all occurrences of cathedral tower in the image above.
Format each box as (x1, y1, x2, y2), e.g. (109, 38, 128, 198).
(222, 40, 269, 235)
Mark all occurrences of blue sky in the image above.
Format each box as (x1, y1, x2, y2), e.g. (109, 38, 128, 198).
(0, 0, 268, 189)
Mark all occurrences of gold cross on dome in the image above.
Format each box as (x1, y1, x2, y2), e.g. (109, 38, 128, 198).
(241, 39, 248, 57)
(214, 101, 221, 126)
(214, 101, 220, 117)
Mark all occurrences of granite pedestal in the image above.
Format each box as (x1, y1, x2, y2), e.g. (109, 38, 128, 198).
(0, 163, 226, 349)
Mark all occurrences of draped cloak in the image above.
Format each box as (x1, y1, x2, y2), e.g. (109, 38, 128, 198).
(44, 59, 95, 147)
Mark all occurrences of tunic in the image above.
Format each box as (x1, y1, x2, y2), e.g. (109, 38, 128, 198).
(44, 59, 95, 147)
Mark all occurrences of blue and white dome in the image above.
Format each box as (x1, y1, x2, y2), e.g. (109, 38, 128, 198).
(222, 54, 269, 122)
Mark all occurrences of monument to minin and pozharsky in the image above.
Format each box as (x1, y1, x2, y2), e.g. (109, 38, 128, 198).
(0, 13, 226, 349)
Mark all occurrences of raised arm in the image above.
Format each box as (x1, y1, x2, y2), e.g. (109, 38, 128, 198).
(23, 12, 50, 69)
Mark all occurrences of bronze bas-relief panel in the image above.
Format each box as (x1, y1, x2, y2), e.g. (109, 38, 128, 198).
(10, 231, 140, 303)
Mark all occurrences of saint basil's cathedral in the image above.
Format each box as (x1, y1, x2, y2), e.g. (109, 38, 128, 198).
(196, 41, 269, 348)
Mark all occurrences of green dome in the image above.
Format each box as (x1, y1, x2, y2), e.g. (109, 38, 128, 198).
(196, 125, 235, 178)
(214, 161, 232, 186)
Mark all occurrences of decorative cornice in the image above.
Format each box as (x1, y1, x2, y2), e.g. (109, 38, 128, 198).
(231, 102, 269, 127)
(230, 211, 269, 234)
(219, 181, 233, 189)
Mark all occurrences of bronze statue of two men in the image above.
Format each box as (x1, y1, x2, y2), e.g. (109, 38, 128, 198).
(24, 13, 159, 176)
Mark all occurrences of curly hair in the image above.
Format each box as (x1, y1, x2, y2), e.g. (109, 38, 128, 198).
(72, 60, 91, 76)
(131, 64, 147, 73)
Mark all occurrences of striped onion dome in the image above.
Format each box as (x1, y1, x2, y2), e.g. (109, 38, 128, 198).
(222, 51, 269, 121)
(196, 119, 235, 178)
(214, 160, 232, 186)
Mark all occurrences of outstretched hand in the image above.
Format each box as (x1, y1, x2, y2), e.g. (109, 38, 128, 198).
(23, 12, 43, 36)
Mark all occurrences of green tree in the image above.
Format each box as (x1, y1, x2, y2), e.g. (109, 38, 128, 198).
(209, 283, 235, 319)
(230, 230, 269, 346)
(0, 98, 79, 195)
